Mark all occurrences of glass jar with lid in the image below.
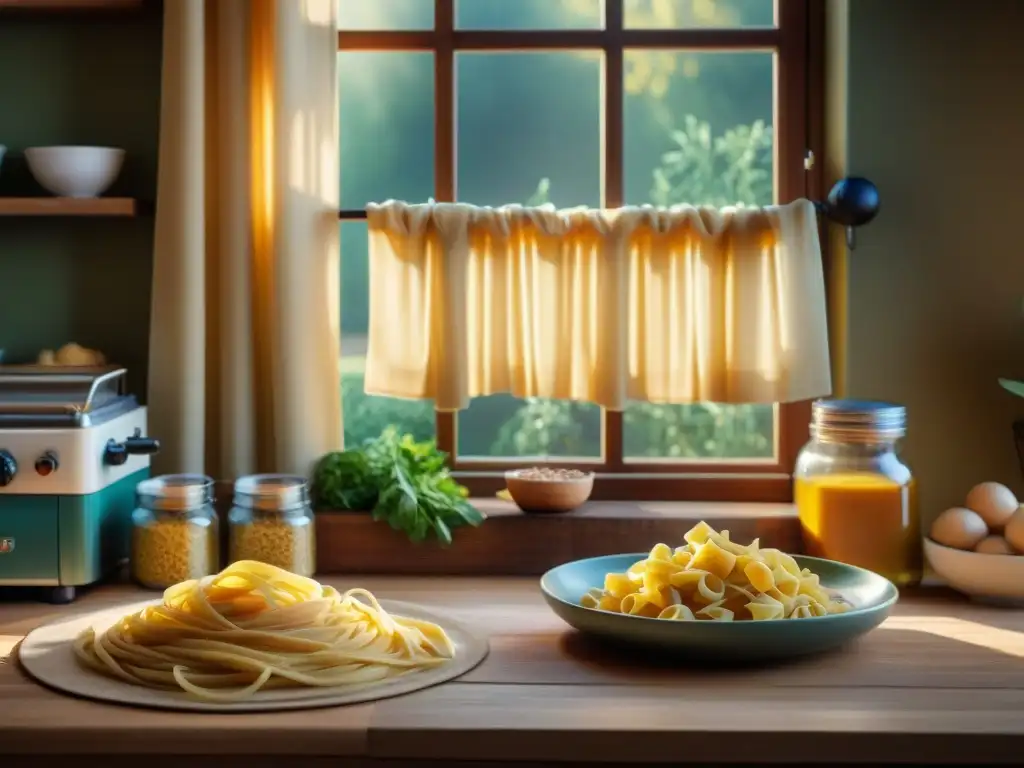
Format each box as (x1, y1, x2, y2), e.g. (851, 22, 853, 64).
(228, 474, 316, 576)
(131, 474, 219, 590)
(794, 399, 922, 587)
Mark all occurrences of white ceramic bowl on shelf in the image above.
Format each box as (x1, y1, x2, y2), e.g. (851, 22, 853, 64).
(25, 146, 125, 198)
(923, 537, 1024, 605)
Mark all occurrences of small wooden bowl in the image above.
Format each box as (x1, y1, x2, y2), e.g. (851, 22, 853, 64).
(504, 470, 594, 514)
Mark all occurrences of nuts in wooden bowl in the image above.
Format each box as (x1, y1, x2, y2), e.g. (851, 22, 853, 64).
(503, 467, 594, 514)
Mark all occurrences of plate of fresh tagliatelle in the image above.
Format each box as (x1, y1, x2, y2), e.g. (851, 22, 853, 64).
(540, 521, 899, 662)
(17, 561, 489, 712)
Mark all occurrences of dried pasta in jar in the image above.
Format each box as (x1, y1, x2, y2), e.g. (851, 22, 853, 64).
(229, 517, 315, 576)
(130, 475, 219, 590)
(228, 474, 316, 577)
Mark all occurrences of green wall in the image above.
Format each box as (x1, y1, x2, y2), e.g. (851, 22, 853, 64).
(0, 12, 162, 399)
(829, 0, 1024, 523)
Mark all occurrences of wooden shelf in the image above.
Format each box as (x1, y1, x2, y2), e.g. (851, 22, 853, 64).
(0, 197, 138, 217)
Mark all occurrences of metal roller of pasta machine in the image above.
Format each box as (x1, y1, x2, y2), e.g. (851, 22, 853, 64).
(0, 365, 159, 603)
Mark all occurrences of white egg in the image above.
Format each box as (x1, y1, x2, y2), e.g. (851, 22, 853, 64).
(930, 506, 989, 550)
(965, 481, 1019, 531)
(1003, 506, 1024, 553)
(974, 535, 1016, 555)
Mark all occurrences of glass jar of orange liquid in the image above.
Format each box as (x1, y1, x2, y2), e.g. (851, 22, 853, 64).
(794, 399, 922, 587)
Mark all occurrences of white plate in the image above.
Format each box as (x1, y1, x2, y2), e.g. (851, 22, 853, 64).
(18, 598, 489, 712)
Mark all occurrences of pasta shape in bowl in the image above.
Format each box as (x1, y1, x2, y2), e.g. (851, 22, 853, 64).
(540, 522, 898, 662)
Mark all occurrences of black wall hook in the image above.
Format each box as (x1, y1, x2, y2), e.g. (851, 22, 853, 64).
(814, 176, 880, 251)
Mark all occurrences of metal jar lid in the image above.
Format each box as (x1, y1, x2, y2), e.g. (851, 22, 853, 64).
(137, 474, 215, 511)
(811, 399, 907, 443)
(234, 473, 310, 512)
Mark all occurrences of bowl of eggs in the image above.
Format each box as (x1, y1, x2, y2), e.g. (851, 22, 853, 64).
(925, 481, 1024, 604)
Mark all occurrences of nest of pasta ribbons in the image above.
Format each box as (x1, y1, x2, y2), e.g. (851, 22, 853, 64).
(73, 561, 455, 701)
(581, 522, 852, 621)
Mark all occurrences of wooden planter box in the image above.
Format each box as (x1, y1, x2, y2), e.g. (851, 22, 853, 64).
(314, 499, 800, 575)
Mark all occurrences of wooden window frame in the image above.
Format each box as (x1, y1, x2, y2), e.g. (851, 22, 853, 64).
(339, 0, 824, 505)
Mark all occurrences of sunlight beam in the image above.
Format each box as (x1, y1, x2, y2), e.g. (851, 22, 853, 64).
(881, 616, 1024, 658)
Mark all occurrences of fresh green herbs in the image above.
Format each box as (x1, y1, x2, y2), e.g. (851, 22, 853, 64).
(311, 449, 378, 512)
(312, 427, 485, 545)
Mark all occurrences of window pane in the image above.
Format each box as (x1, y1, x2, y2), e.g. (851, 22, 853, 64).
(623, 51, 773, 207)
(624, 0, 775, 28)
(622, 49, 775, 460)
(455, 51, 603, 460)
(339, 52, 434, 209)
(338, 0, 433, 30)
(340, 222, 436, 449)
(625, 405, 775, 459)
(458, 397, 603, 460)
(456, 51, 601, 207)
(456, 0, 602, 29)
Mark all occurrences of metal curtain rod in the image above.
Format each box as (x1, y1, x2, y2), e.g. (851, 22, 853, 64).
(814, 176, 880, 251)
(341, 176, 881, 251)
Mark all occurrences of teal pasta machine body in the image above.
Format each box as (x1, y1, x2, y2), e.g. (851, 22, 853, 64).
(0, 366, 159, 603)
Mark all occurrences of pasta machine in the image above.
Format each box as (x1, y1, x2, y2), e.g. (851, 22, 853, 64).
(0, 366, 159, 603)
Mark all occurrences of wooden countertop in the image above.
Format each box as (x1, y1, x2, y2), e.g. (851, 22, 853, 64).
(2, 577, 1023, 766)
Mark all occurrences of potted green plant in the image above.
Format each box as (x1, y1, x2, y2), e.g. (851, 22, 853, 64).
(311, 427, 485, 546)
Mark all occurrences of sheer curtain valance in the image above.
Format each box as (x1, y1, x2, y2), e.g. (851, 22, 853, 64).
(364, 200, 831, 412)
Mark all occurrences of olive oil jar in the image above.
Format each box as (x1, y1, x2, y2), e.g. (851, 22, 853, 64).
(228, 474, 316, 576)
(794, 399, 922, 587)
(130, 474, 220, 589)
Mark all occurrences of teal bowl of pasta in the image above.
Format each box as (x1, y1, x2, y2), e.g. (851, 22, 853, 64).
(540, 549, 898, 663)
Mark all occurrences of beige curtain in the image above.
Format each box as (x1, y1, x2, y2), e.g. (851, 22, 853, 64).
(148, 0, 342, 480)
(365, 200, 831, 411)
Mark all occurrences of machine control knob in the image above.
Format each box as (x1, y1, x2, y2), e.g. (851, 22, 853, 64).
(35, 451, 59, 477)
(0, 450, 17, 487)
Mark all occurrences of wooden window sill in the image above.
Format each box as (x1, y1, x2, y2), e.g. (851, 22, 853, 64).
(314, 500, 801, 575)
